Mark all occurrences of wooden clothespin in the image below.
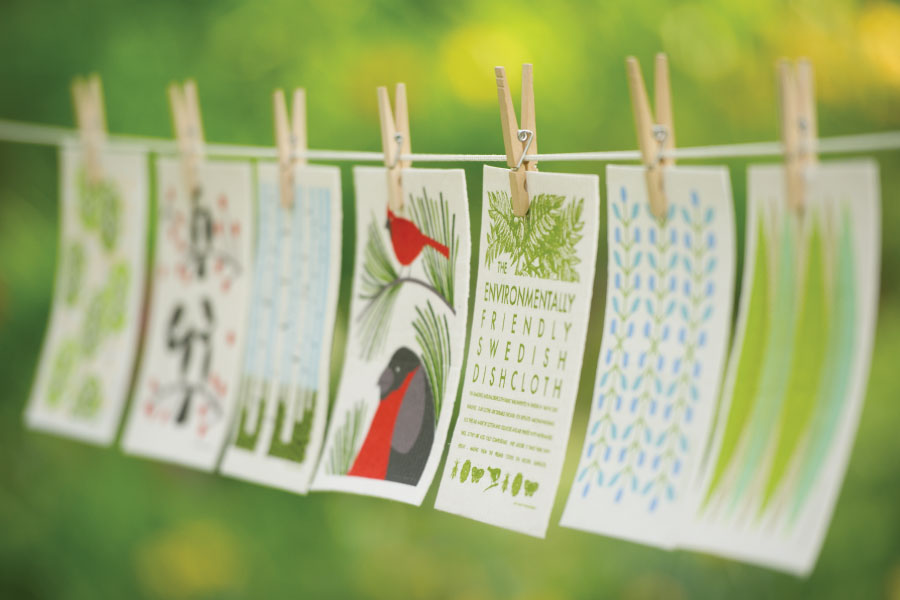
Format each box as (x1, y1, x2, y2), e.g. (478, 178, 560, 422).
(495, 64, 538, 217)
(778, 58, 818, 213)
(273, 88, 308, 210)
(71, 73, 107, 185)
(168, 79, 205, 199)
(626, 53, 676, 220)
(378, 83, 410, 212)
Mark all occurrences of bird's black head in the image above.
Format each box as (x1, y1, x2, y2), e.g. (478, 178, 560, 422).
(384, 216, 391, 232)
(377, 347, 421, 399)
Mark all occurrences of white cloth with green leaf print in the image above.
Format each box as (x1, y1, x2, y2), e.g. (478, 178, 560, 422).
(560, 165, 736, 549)
(25, 144, 148, 445)
(683, 162, 880, 576)
(311, 167, 470, 505)
(435, 165, 600, 538)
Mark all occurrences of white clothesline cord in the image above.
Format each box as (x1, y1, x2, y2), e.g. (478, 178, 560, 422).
(1, 118, 899, 163)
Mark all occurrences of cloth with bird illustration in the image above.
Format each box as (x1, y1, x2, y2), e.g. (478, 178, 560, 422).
(682, 162, 880, 576)
(121, 158, 254, 471)
(25, 144, 148, 445)
(219, 163, 342, 494)
(435, 166, 600, 538)
(560, 165, 737, 549)
(311, 166, 471, 506)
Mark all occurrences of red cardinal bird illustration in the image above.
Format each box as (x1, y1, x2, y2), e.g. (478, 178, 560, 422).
(348, 347, 435, 485)
(386, 209, 450, 266)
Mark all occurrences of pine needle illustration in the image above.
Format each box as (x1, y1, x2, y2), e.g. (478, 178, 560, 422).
(356, 191, 460, 360)
(408, 189, 458, 306)
(357, 218, 402, 359)
(326, 400, 367, 475)
(412, 300, 451, 424)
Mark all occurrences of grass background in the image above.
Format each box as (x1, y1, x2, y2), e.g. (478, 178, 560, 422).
(1, 0, 899, 598)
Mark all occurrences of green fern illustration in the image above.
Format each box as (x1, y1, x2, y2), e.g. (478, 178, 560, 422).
(485, 191, 584, 282)
(326, 400, 367, 475)
(412, 301, 451, 425)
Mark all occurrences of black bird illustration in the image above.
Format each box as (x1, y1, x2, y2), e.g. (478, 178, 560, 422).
(348, 347, 435, 485)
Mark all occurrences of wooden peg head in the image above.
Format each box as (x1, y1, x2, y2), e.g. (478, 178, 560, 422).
(168, 80, 204, 199)
(520, 63, 538, 171)
(654, 53, 675, 167)
(495, 65, 533, 217)
(626, 56, 667, 219)
(795, 59, 817, 166)
(274, 88, 293, 209)
(378, 84, 405, 212)
(778, 59, 804, 213)
(72, 74, 106, 185)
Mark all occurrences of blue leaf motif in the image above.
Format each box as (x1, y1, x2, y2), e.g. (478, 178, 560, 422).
(596, 472, 604, 486)
(578, 467, 588, 482)
(613, 202, 622, 220)
(680, 207, 690, 224)
(706, 257, 717, 274)
(702, 305, 714, 322)
(613, 250, 623, 269)
(582, 482, 591, 498)
(631, 202, 640, 219)
(648, 253, 657, 269)
(704, 207, 714, 224)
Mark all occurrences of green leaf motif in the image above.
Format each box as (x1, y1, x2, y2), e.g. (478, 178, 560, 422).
(729, 216, 798, 506)
(80, 290, 107, 358)
(759, 222, 830, 513)
(62, 241, 86, 307)
(790, 212, 857, 520)
(77, 170, 122, 252)
(71, 375, 103, 417)
(485, 191, 584, 282)
(46, 339, 80, 407)
(103, 261, 131, 333)
(701, 216, 771, 507)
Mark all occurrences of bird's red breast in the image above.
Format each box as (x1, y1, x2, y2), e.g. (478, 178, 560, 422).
(387, 209, 450, 266)
(347, 367, 419, 479)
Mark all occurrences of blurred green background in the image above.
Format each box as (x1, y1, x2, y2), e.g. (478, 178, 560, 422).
(1, 0, 899, 598)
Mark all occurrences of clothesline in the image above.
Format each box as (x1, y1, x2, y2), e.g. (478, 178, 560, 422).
(1, 118, 899, 163)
